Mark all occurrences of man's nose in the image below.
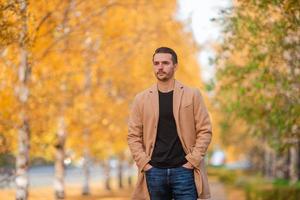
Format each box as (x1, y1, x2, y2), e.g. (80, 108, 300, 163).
(157, 63, 163, 69)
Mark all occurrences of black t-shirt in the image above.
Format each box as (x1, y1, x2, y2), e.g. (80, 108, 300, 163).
(149, 90, 187, 168)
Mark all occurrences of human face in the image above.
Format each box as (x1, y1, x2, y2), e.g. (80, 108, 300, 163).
(153, 53, 177, 82)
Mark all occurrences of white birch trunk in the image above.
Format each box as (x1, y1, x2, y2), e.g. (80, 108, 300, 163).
(54, 117, 66, 199)
(81, 39, 93, 195)
(289, 142, 299, 184)
(82, 144, 90, 195)
(118, 160, 123, 189)
(15, 0, 30, 199)
(104, 161, 111, 191)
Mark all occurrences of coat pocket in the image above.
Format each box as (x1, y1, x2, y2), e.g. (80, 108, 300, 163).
(182, 101, 193, 108)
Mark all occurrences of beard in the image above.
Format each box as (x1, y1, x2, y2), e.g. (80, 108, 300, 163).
(155, 71, 174, 82)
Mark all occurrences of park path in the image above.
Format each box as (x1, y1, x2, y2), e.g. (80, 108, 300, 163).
(209, 177, 227, 200)
(67, 178, 229, 200)
(0, 179, 228, 200)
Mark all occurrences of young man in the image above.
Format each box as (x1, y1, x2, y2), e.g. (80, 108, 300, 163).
(128, 47, 212, 200)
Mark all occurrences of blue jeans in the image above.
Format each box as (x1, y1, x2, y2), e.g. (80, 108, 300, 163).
(145, 166, 198, 200)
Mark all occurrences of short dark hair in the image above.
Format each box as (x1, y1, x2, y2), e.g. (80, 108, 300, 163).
(153, 47, 178, 64)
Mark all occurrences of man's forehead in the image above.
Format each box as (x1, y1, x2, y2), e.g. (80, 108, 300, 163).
(153, 53, 172, 60)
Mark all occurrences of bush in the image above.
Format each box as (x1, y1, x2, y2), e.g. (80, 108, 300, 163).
(219, 170, 237, 185)
(209, 167, 246, 185)
(245, 184, 300, 200)
(211, 167, 300, 200)
(0, 153, 15, 167)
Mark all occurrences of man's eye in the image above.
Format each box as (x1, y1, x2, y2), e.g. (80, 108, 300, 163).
(154, 62, 160, 65)
(162, 61, 169, 65)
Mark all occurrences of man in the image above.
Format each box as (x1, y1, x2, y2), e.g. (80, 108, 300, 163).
(128, 47, 212, 200)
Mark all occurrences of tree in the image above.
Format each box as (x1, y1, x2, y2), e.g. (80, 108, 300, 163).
(215, 0, 300, 181)
(15, 1, 30, 199)
(0, 1, 210, 197)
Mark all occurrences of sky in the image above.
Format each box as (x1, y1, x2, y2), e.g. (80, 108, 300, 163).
(177, 0, 232, 83)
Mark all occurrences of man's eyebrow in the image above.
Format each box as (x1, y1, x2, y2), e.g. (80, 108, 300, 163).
(153, 60, 170, 63)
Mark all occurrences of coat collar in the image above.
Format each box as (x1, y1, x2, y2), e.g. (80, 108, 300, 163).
(149, 80, 184, 124)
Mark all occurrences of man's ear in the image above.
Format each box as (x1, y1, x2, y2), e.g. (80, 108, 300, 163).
(174, 64, 178, 71)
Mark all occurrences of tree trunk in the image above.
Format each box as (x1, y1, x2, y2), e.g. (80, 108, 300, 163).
(118, 160, 123, 189)
(53, 0, 73, 197)
(275, 151, 289, 179)
(127, 173, 132, 187)
(15, 116, 30, 200)
(15, 1, 30, 199)
(104, 161, 111, 191)
(127, 159, 134, 187)
(82, 138, 90, 195)
(54, 117, 66, 199)
(81, 43, 92, 195)
(298, 143, 300, 181)
(264, 147, 271, 178)
(289, 142, 299, 184)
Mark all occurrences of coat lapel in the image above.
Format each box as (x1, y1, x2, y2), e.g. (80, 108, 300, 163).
(173, 80, 184, 125)
(173, 80, 187, 153)
(149, 80, 184, 126)
(149, 84, 159, 124)
(149, 80, 184, 124)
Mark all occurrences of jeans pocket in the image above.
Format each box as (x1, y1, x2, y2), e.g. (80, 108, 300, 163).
(145, 166, 155, 174)
(180, 166, 194, 171)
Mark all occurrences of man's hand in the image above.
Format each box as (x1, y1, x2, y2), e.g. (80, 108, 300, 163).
(182, 162, 194, 169)
(143, 163, 153, 172)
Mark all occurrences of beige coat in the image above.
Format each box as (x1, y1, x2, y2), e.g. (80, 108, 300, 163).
(127, 80, 212, 200)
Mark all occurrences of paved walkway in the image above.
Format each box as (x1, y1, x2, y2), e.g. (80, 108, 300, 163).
(209, 178, 227, 200)
(1, 178, 228, 200)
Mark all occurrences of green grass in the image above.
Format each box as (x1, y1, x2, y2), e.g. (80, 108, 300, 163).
(209, 167, 300, 200)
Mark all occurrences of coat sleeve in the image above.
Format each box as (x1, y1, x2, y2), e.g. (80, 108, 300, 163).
(127, 94, 151, 172)
(185, 89, 212, 170)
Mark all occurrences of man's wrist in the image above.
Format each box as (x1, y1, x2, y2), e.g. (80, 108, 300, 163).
(143, 163, 153, 172)
(182, 161, 194, 169)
